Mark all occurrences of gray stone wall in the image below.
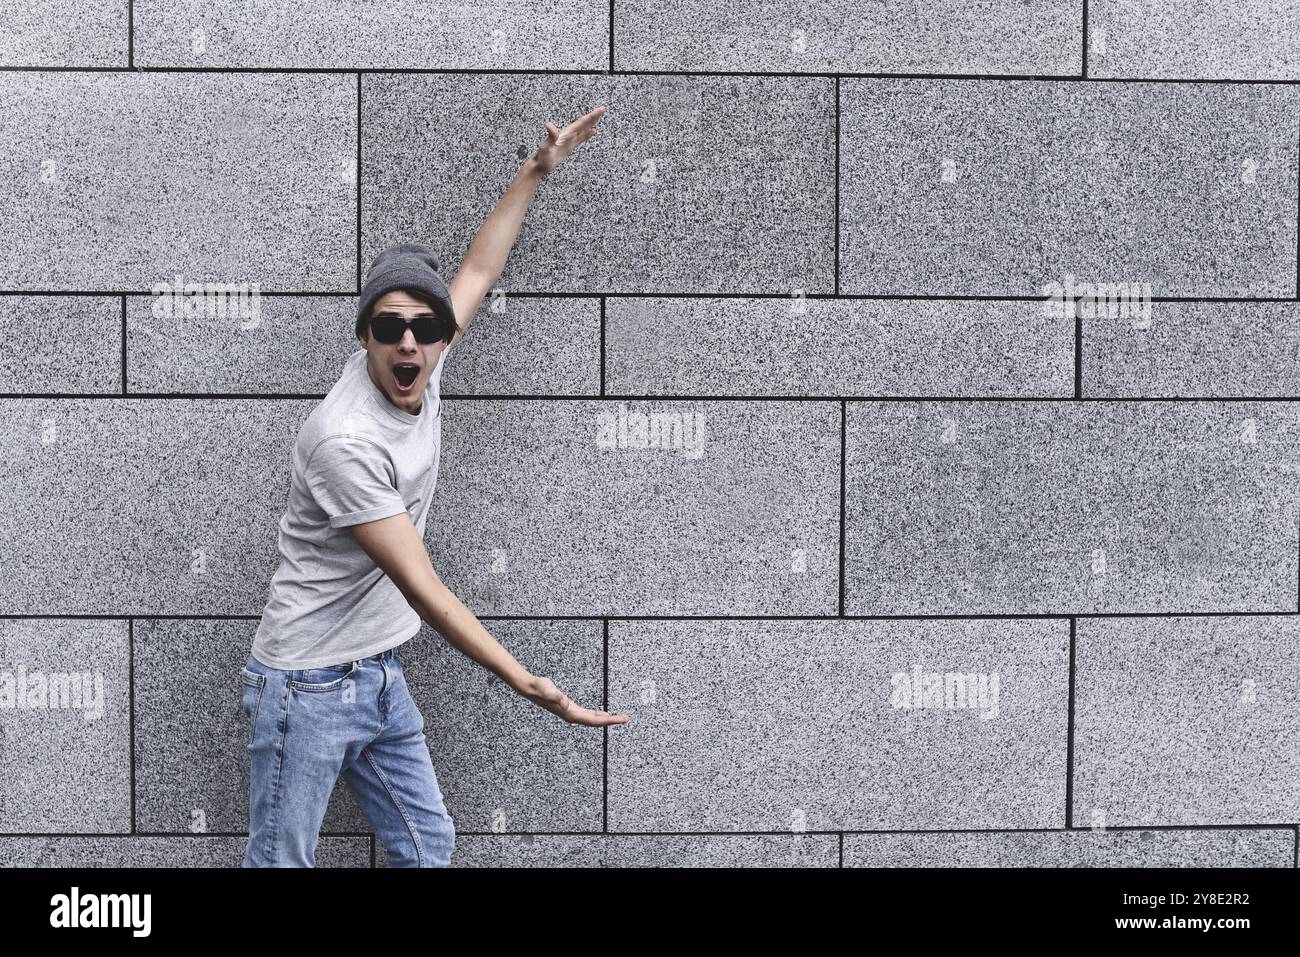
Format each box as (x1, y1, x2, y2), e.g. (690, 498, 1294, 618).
(1, 1, 1297, 868)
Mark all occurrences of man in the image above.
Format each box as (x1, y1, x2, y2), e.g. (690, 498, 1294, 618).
(241, 105, 627, 867)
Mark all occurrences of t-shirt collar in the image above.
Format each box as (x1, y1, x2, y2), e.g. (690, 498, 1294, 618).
(356, 349, 427, 427)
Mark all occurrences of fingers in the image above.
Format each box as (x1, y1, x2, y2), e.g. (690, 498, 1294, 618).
(573, 708, 631, 727)
(539, 106, 605, 157)
(535, 677, 628, 725)
(565, 106, 606, 135)
(575, 105, 606, 125)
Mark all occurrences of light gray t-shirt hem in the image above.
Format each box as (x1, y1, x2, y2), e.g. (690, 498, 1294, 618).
(251, 625, 421, 671)
(326, 500, 410, 529)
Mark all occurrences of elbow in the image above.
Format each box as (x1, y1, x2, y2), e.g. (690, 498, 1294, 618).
(407, 573, 451, 628)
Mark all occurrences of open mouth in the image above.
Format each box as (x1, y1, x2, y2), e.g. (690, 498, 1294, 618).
(392, 363, 420, 393)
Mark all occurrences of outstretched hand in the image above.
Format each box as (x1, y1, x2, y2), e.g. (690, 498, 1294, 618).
(524, 674, 630, 726)
(532, 105, 607, 177)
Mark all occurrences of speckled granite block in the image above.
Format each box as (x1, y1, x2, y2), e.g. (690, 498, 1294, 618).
(0, 392, 806, 615)
(606, 297, 1073, 397)
(439, 296, 600, 396)
(0, 296, 121, 393)
(362, 73, 835, 294)
(126, 295, 359, 394)
(0, 619, 130, 832)
(844, 401, 1300, 614)
(121, 294, 596, 395)
(606, 619, 1070, 831)
(1090, 0, 1300, 80)
(414, 833, 839, 868)
(397, 621, 605, 833)
(1082, 302, 1300, 397)
(0, 72, 355, 291)
(426, 400, 840, 615)
(840, 79, 1300, 296)
(0, 0, 127, 66)
(133, 619, 371, 834)
(0, 835, 369, 867)
(0, 398, 306, 614)
(133, 0, 605, 69)
(1074, 617, 1300, 827)
(615, 0, 1082, 75)
(845, 827, 1297, 867)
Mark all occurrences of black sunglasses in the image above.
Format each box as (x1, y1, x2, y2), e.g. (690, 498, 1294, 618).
(369, 311, 451, 345)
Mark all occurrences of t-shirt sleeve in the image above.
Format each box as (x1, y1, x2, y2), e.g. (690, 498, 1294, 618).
(303, 436, 409, 528)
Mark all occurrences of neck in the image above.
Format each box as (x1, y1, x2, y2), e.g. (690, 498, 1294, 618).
(367, 364, 421, 415)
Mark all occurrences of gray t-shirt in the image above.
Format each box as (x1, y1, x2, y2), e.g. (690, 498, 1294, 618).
(251, 345, 450, 670)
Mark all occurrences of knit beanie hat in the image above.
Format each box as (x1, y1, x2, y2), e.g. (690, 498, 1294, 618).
(356, 242, 456, 339)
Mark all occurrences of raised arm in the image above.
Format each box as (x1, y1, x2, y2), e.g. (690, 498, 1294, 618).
(446, 105, 607, 347)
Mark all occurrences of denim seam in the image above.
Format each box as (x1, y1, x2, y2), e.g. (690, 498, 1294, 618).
(244, 682, 265, 751)
(264, 680, 290, 866)
(288, 662, 359, 692)
(364, 748, 424, 867)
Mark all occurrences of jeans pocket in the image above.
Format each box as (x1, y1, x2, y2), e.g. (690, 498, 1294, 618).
(289, 660, 360, 692)
(240, 668, 266, 748)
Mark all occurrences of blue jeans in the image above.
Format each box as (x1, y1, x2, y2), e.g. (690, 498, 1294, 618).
(239, 646, 456, 867)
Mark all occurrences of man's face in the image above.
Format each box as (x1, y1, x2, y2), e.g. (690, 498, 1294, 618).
(358, 289, 449, 416)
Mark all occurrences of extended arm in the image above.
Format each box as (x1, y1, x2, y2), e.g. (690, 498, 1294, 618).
(446, 105, 607, 346)
(350, 512, 628, 726)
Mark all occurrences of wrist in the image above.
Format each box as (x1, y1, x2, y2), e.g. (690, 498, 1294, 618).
(521, 154, 547, 182)
(511, 670, 540, 696)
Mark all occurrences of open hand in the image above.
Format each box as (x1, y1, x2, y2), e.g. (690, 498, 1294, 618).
(532, 105, 607, 177)
(524, 674, 630, 726)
